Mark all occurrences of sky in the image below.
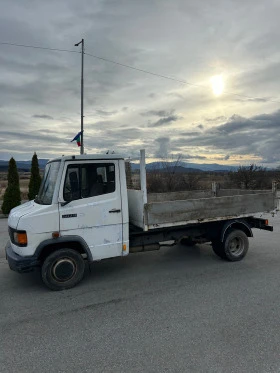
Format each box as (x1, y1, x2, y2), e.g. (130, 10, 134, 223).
(0, 0, 280, 166)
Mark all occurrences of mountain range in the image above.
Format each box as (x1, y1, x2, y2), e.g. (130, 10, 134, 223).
(0, 159, 49, 172)
(130, 161, 238, 172)
(0, 159, 237, 172)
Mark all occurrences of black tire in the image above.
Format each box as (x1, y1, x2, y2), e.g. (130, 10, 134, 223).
(41, 249, 85, 291)
(212, 240, 226, 259)
(222, 229, 249, 261)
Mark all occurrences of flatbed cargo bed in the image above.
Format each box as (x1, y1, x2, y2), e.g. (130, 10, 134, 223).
(128, 187, 277, 231)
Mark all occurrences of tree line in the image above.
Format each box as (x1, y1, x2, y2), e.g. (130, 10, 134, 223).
(147, 158, 280, 193)
(1, 153, 41, 215)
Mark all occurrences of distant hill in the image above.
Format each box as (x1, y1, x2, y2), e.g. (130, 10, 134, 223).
(0, 159, 49, 172)
(130, 161, 237, 173)
(0, 158, 239, 173)
(153, 165, 203, 173)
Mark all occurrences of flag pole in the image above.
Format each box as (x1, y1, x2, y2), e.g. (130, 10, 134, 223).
(74, 38, 84, 155)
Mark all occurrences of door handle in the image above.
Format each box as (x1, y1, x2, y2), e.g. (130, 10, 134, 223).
(109, 209, 121, 213)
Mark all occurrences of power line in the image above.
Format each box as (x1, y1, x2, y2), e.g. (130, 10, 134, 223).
(84, 52, 280, 104)
(0, 41, 79, 54)
(1, 41, 280, 104)
(84, 52, 197, 87)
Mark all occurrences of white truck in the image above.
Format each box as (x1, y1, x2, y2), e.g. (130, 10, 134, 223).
(6, 150, 277, 290)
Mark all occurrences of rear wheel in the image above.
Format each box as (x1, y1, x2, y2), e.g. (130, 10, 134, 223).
(212, 229, 249, 261)
(212, 240, 226, 259)
(41, 249, 85, 291)
(223, 229, 249, 261)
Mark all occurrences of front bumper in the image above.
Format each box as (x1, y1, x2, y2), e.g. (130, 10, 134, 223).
(5, 241, 40, 273)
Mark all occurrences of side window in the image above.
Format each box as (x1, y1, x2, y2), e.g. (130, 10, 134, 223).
(106, 165, 116, 194)
(63, 167, 80, 201)
(63, 163, 116, 201)
(86, 163, 115, 197)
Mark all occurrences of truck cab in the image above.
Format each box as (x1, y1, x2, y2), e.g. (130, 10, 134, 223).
(6, 154, 129, 290)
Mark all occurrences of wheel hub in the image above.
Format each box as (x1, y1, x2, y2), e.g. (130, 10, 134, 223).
(52, 258, 77, 282)
(229, 238, 244, 256)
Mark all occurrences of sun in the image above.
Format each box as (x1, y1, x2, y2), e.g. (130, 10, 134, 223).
(210, 74, 224, 96)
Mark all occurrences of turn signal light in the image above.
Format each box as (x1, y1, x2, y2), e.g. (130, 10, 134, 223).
(265, 219, 268, 225)
(14, 232, 28, 246)
(52, 232, 60, 238)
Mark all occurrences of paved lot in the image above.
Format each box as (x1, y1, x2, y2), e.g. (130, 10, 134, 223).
(1, 214, 280, 373)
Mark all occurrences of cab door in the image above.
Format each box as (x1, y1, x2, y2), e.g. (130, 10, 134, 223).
(58, 160, 123, 261)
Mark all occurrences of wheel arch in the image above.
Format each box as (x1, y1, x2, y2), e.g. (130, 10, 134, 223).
(221, 220, 253, 242)
(36, 236, 93, 262)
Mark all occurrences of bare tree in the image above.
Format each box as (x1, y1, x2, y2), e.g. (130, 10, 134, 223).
(147, 154, 202, 192)
(270, 166, 280, 187)
(161, 154, 183, 192)
(229, 164, 269, 189)
(182, 173, 201, 190)
(147, 166, 166, 193)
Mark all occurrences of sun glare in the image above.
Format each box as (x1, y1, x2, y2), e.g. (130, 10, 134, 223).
(211, 75, 224, 96)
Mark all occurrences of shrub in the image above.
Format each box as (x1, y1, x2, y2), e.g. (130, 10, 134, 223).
(229, 164, 268, 189)
(28, 152, 41, 200)
(1, 158, 21, 214)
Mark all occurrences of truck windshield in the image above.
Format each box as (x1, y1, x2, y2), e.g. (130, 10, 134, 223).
(35, 161, 61, 205)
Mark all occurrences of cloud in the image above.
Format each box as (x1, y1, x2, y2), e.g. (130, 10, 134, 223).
(0, 0, 280, 165)
(32, 114, 54, 120)
(238, 97, 272, 103)
(205, 116, 226, 122)
(217, 111, 280, 134)
(179, 131, 201, 136)
(149, 114, 180, 127)
(182, 154, 207, 160)
(154, 137, 170, 158)
(1, 129, 65, 144)
(95, 109, 118, 116)
(251, 111, 280, 122)
(174, 109, 280, 164)
(140, 108, 181, 127)
(105, 127, 143, 139)
(141, 109, 175, 117)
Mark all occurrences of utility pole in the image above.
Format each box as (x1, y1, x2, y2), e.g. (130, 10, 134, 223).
(74, 38, 84, 155)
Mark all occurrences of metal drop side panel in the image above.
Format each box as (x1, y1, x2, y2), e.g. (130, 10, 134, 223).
(144, 192, 277, 229)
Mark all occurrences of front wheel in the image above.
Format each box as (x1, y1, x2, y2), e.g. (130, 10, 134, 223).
(41, 249, 85, 291)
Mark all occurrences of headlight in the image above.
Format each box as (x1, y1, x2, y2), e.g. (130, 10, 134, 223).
(13, 231, 28, 246)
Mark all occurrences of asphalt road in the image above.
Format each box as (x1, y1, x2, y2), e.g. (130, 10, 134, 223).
(1, 214, 280, 373)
